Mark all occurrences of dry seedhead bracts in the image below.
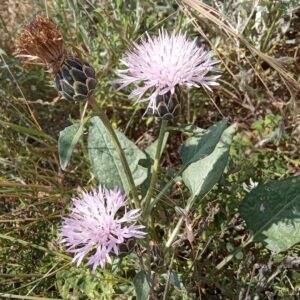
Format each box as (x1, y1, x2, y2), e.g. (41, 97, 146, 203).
(16, 15, 65, 73)
(16, 15, 97, 101)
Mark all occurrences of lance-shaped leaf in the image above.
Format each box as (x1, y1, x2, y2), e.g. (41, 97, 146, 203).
(0, 119, 55, 142)
(58, 123, 84, 170)
(88, 116, 147, 194)
(240, 175, 300, 252)
(133, 271, 151, 300)
(180, 118, 227, 167)
(182, 123, 237, 197)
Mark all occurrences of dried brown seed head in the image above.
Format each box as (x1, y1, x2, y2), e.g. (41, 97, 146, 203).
(16, 15, 66, 74)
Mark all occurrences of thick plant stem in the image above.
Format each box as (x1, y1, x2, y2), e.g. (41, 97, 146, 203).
(88, 96, 140, 208)
(142, 119, 168, 217)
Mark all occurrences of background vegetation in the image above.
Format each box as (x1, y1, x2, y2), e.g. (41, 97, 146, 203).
(0, 0, 299, 299)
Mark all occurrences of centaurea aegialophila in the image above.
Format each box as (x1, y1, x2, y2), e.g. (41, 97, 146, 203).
(59, 186, 146, 271)
(114, 29, 220, 119)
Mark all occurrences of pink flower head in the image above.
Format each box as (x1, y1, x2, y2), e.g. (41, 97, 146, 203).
(114, 29, 220, 112)
(59, 187, 146, 271)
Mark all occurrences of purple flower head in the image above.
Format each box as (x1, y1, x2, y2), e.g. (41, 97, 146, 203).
(59, 186, 146, 271)
(114, 29, 220, 112)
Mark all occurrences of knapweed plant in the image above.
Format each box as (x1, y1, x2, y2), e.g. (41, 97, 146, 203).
(15, 14, 300, 299)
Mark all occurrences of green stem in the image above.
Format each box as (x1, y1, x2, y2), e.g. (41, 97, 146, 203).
(88, 96, 140, 208)
(165, 196, 194, 248)
(142, 119, 168, 217)
(165, 215, 184, 248)
(261, 12, 280, 53)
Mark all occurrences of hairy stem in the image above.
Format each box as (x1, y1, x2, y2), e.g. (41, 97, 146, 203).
(88, 96, 140, 208)
(142, 119, 168, 217)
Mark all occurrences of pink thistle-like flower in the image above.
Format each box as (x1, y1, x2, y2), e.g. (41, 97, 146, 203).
(114, 29, 220, 112)
(59, 187, 146, 271)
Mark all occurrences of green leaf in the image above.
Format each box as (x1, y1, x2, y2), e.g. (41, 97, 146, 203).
(169, 271, 185, 290)
(240, 175, 300, 252)
(58, 123, 84, 170)
(235, 251, 244, 260)
(88, 116, 147, 193)
(180, 118, 228, 166)
(182, 123, 237, 197)
(56, 268, 114, 300)
(133, 271, 151, 300)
